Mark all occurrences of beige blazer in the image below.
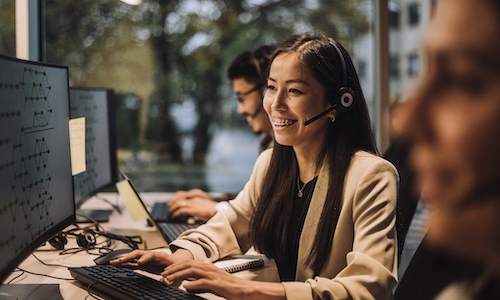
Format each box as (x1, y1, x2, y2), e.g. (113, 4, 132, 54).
(171, 149, 399, 300)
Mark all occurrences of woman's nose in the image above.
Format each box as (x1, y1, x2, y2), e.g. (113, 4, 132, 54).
(270, 90, 287, 111)
(392, 80, 433, 144)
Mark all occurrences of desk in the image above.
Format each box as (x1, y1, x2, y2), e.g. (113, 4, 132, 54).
(1, 193, 280, 299)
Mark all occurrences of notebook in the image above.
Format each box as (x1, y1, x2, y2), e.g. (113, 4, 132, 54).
(215, 255, 266, 273)
(115, 171, 200, 244)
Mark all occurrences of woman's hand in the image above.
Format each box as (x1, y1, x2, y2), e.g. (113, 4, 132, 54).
(109, 249, 194, 275)
(161, 260, 286, 300)
(168, 189, 218, 222)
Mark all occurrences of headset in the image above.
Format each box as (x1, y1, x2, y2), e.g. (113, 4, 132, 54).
(48, 226, 142, 251)
(330, 42, 355, 112)
(304, 41, 355, 126)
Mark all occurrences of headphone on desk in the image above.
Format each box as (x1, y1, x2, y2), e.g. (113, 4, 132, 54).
(48, 226, 142, 251)
(49, 228, 102, 250)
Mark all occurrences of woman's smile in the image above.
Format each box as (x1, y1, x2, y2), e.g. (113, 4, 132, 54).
(272, 118, 297, 127)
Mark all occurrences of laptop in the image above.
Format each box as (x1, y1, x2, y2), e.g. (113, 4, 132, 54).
(116, 170, 200, 244)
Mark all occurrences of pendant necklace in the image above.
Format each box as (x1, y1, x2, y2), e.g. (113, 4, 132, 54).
(297, 177, 306, 198)
(297, 170, 320, 198)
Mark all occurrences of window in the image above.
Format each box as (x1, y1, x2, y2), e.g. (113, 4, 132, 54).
(408, 3, 421, 26)
(358, 60, 367, 80)
(389, 2, 401, 29)
(390, 55, 400, 79)
(408, 53, 419, 77)
(40, 0, 379, 193)
(0, 0, 15, 57)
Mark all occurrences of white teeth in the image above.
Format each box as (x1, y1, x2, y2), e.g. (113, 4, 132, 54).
(273, 119, 297, 126)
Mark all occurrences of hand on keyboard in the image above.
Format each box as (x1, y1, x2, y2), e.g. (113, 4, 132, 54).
(168, 189, 218, 222)
(110, 249, 194, 275)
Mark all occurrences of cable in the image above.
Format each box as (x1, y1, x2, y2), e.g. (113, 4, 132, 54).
(73, 215, 106, 233)
(6, 269, 26, 284)
(31, 252, 69, 268)
(14, 268, 74, 281)
(86, 282, 102, 300)
(94, 194, 123, 214)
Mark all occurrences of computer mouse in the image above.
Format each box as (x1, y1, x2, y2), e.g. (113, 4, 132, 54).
(94, 249, 134, 265)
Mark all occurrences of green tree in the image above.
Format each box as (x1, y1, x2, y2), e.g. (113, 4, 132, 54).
(0, 0, 16, 57)
(44, 0, 370, 164)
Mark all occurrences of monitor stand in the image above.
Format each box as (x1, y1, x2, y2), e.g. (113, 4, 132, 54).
(0, 284, 63, 300)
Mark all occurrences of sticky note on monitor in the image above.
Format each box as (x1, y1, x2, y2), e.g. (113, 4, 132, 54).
(69, 117, 86, 175)
(116, 179, 149, 221)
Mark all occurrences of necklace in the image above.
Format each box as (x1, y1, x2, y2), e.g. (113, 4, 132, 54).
(297, 170, 320, 198)
(297, 177, 306, 198)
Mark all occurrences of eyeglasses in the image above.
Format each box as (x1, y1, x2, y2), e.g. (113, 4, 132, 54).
(236, 85, 263, 102)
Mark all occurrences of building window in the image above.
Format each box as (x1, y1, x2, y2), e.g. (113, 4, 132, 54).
(408, 3, 421, 26)
(408, 53, 419, 77)
(358, 60, 367, 80)
(390, 55, 400, 79)
(389, 2, 401, 29)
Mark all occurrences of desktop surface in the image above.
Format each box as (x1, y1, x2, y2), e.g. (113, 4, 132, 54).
(2, 192, 279, 299)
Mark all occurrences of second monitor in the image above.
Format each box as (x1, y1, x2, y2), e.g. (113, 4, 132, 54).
(70, 87, 118, 220)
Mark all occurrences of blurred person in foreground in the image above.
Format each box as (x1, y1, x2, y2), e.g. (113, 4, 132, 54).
(393, 0, 500, 298)
(168, 45, 275, 222)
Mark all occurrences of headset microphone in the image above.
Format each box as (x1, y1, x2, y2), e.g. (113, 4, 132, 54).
(304, 104, 337, 125)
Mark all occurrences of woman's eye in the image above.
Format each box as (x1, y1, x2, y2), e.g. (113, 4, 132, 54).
(267, 85, 276, 91)
(445, 75, 485, 95)
(288, 88, 303, 94)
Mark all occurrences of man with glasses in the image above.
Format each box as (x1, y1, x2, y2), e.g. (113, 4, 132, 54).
(168, 45, 275, 222)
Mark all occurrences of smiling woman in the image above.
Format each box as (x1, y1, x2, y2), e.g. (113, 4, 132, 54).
(112, 32, 399, 300)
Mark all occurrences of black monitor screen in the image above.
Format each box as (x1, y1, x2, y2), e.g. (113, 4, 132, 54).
(70, 88, 117, 208)
(0, 55, 75, 284)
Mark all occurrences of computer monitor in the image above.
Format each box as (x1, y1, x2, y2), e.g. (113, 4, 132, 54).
(0, 55, 75, 284)
(70, 87, 117, 209)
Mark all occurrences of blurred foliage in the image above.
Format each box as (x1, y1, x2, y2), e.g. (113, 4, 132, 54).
(40, 0, 370, 164)
(0, 0, 16, 57)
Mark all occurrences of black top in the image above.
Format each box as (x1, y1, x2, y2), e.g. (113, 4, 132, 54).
(276, 176, 318, 281)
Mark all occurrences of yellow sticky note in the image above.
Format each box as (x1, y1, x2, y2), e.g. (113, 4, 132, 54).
(69, 117, 86, 175)
(116, 179, 149, 221)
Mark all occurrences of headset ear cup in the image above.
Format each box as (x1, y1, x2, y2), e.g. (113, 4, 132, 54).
(335, 87, 355, 112)
(77, 231, 96, 248)
(48, 234, 67, 250)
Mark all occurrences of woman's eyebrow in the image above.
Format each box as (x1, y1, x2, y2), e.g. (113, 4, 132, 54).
(435, 45, 500, 74)
(266, 77, 310, 85)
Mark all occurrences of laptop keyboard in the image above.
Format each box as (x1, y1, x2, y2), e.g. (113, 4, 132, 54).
(151, 202, 170, 222)
(69, 264, 204, 300)
(157, 222, 198, 243)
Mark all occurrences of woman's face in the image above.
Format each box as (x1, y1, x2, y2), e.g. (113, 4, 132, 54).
(394, 0, 500, 265)
(263, 52, 331, 151)
(233, 78, 272, 136)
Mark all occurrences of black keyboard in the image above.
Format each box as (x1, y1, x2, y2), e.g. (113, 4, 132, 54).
(157, 222, 198, 243)
(69, 264, 204, 300)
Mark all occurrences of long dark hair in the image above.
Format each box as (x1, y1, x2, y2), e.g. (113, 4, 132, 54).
(249, 32, 378, 275)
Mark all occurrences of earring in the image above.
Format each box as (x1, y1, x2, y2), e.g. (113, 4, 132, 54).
(330, 115, 336, 123)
